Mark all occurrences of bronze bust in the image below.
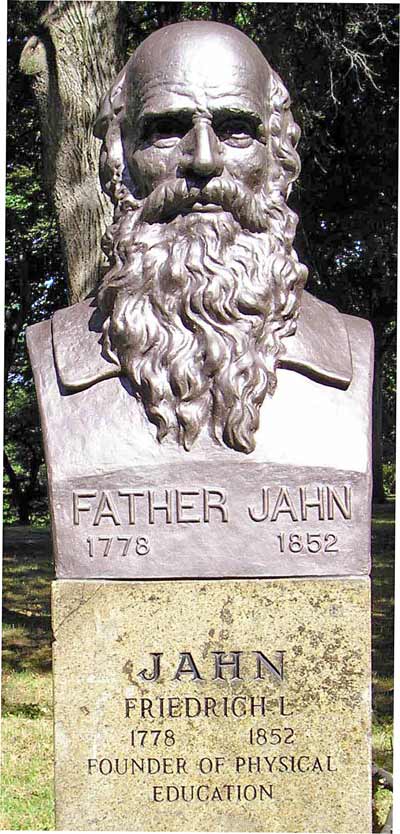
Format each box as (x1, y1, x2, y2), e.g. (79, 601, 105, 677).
(27, 22, 373, 579)
(25, 24, 373, 833)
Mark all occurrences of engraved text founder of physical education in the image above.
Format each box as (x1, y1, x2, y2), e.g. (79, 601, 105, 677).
(28, 21, 362, 459)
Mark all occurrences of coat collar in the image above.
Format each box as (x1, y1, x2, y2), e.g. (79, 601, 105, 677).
(52, 290, 352, 392)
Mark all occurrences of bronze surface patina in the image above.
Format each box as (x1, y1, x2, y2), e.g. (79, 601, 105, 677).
(27, 21, 373, 580)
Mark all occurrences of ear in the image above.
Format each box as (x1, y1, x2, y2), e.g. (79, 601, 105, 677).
(94, 68, 127, 139)
(268, 69, 301, 200)
(93, 70, 138, 210)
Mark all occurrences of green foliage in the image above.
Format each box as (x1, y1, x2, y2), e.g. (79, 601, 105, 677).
(382, 344, 396, 462)
(382, 463, 396, 497)
(4, 382, 49, 526)
(6, 164, 58, 258)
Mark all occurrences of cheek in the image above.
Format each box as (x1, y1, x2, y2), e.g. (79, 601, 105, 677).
(129, 148, 177, 195)
(224, 145, 267, 191)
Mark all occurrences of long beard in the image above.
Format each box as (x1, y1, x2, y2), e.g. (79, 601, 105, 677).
(97, 187, 307, 454)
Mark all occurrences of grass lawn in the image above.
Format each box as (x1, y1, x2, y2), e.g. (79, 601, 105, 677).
(2, 528, 53, 830)
(2, 503, 395, 831)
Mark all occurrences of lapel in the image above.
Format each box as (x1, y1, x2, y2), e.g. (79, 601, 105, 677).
(52, 290, 352, 392)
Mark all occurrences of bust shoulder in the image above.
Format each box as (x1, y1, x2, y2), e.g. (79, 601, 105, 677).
(27, 291, 367, 395)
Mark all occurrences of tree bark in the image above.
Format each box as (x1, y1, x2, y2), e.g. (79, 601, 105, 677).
(20, 1, 128, 303)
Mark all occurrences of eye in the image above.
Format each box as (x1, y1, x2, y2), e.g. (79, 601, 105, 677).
(143, 117, 187, 148)
(215, 117, 258, 147)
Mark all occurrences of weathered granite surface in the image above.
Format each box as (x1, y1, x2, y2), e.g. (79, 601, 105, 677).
(53, 578, 371, 832)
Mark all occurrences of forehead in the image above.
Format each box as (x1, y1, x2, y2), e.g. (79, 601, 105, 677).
(126, 31, 269, 122)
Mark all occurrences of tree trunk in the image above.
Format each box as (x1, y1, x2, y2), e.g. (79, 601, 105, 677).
(372, 328, 386, 503)
(4, 443, 43, 525)
(17, 499, 32, 526)
(4, 451, 31, 525)
(20, 0, 128, 303)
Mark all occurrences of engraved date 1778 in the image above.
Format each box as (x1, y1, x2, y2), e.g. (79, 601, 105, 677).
(86, 536, 150, 558)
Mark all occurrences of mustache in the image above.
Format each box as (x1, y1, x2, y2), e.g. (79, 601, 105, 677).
(138, 176, 268, 232)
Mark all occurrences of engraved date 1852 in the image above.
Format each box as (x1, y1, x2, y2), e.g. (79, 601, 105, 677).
(277, 532, 338, 554)
(86, 536, 150, 558)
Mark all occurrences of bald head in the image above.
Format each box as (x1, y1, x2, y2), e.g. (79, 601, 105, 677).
(125, 21, 271, 129)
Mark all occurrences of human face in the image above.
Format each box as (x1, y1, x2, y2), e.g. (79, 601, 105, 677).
(123, 26, 269, 212)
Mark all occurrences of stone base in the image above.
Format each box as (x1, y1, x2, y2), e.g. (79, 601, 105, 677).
(52, 579, 371, 832)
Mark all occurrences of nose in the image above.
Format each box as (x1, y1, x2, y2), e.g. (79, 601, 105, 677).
(183, 118, 223, 178)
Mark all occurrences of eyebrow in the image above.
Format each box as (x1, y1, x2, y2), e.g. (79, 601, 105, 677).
(139, 108, 194, 126)
(138, 106, 264, 131)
